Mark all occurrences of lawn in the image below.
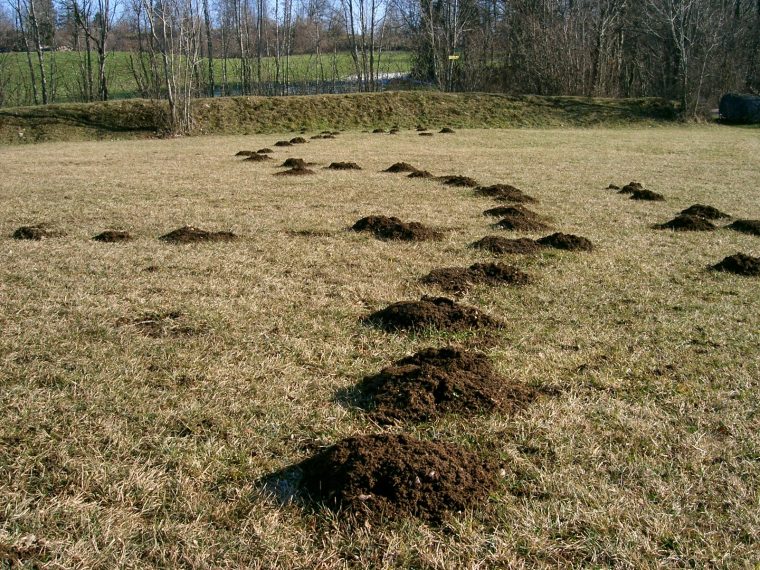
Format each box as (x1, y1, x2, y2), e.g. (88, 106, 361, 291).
(0, 125, 758, 568)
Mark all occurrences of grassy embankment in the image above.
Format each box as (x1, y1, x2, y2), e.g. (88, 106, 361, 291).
(0, 91, 678, 144)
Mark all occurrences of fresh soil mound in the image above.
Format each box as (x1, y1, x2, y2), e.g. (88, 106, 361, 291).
(12, 225, 59, 240)
(630, 189, 665, 201)
(680, 204, 731, 220)
(235, 150, 255, 156)
(536, 232, 594, 251)
(483, 205, 544, 221)
(274, 140, 293, 147)
(257, 148, 274, 154)
(384, 162, 418, 173)
(276, 166, 316, 176)
(92, 230, 132, 243)
(298, 434, 497, 522)
(655, 215, 716, 231)
(438, 175, 478, 188)
(470, 236, 544, 255)
(245, 153, 271, 162)
(422, 263, 530, 293)
(364, 296, 503, 332)
(159, 226, 237, 243)
(408, 170, 433, 179)
(475, 184, 537, 204)
(358, 347, 538, 424)
(711, 253, 760, 276)
(290, 137, 308, 144)
(419, 132, 434, 137)
(439, 127, 455, 134)
(494, 216, 551, 232)
(727, 219, 760, 236)
(282, 157, 308, 168)
(327, 162, 361, 170)
(607, 184, 620, 190)
(372, 128, 385, 133)
(618, 181, 644, 194)
(351, 215, 442, 241)
(389, 128, 399, 134)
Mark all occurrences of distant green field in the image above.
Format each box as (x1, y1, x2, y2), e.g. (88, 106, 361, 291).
(0, 50, 413, 107)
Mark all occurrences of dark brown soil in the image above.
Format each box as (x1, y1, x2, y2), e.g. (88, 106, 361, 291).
(607, 184, 620, 190)
(159, 226, 238, 243)
(483, 205, 544, 220)
(117, 310, 201, 338)
(536, 232, 594, 251)
(358, 347, 538, 424)
(12, 225, 59, 240)
(655, 215, 717, 231)
(680, 204, 731, 219)
(419, 132, 434, 137)
(470, 236, 544, 255)
(364, 296, 504, 332)
(389, 129, 399, 134)
(630, 189, 665, 201)
(421, 263, 530, 293)
(290, 137, 308, 144)
(618, 181, 644, 194)
(384, 162, 418, 173)
(711, 253, 760, 276)
(475, 184, 537, 203)
(92, 230, 132, 243)
(298, 433, 497, 522)
(727, 219, 760, 236)
(276, 166, 316, 176)
(351, 215, 442, 241)
(245, 153, 271, 162)
(235, 150, 255, 156)
(274, 141, 293, 147)
(439, 127, 455, 134)
(327, 162, 361, 170)
(494, 216, 551, 232)
(372, 128, 385, 134)
(257, 148, 274, 154)
(408, 170, 434, 179)
(282, 158, 308, 168)
(438, 175, 478, 188)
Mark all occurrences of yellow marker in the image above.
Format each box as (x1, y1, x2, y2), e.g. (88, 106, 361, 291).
(448, 55, 460, 60)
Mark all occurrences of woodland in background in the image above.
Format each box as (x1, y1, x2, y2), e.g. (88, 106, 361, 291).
(1, 0, 758, 131)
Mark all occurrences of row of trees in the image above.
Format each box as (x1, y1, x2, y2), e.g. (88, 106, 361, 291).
(2, 0, 759, 130)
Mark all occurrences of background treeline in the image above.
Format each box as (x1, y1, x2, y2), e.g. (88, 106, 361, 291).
(1, 0, 758, 128)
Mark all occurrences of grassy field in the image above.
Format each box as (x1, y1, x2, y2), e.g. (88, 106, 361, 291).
(0, 50, 413, 107)
(1, 125, 758, 568)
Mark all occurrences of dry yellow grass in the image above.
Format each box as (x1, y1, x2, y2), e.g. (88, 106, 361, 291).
(1, 126, 759, 568)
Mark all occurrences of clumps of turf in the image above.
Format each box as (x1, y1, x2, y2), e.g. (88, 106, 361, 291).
(727, 219, 760, 236)
(630, 189, 665, 201)
(92, 230, 132, 243)
(384, 162, 418, 173)
(357, 347, 538, 424)
(159, 226, 237, 243)
(470, 236, 544, 255)
(493, 209, 552, 232)
(12, 225, 61, 240)
(117, 310, 201, 338)
(680, 204, 731, 219)
(327, 162, 361, 170)
(422, 263, 530, 293)
(351, 216, 442, 241)
(617, 181, 644, 194)
(475, 184, 537, 203)
(655, 215, 716, 231)
(711, 253, 760, 276)
(297, 434, 497, 522)
(290, 137, 308, 144)
(364, 296, 503, 332)
(537, 232, 594, 251)
(439, 127, 455, 134)
(438, 175, 478, 188)
(409, 170, 434, 179)
(245, 153, 271, 162)
(257, 148, 274, 154)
